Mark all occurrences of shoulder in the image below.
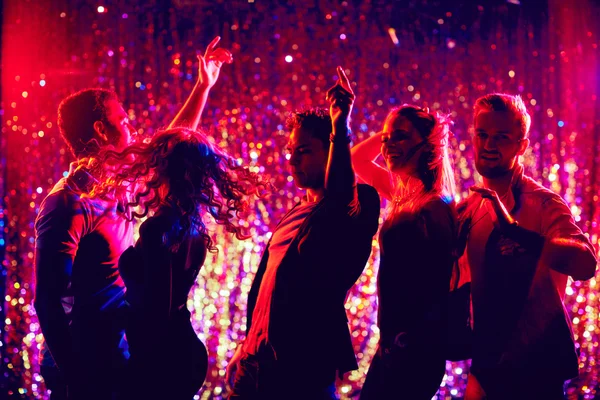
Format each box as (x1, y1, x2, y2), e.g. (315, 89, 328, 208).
(423, 193, 454, 211)
(519, 175, 569, 210)
(139, 213, 174, 239)
(422, 194, 456, 219)
(418, 195, 457, 233)
(455, 192, 481, 220)
(415, 195, 457, 240)
(37, 180, 85, 224)
(35, 181, 91, 246)
(40, 179, 78, 208)
(357, 183, 381, 207)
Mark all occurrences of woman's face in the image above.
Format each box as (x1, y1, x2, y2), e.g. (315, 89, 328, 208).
(381, 114, 425, 177)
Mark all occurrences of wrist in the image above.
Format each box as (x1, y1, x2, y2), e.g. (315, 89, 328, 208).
(331, 124, 351, 142)
(502, 218, 518, 229)
(196, 79, 211, 90)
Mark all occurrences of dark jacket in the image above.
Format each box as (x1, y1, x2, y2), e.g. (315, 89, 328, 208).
(246, 183, 380, 374)
(462, 165, 596, 383)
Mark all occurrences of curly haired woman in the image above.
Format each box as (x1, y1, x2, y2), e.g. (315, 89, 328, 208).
(90, 128, 265, 399)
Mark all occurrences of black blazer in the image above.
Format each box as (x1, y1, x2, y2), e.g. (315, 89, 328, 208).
(246, 183, 380, 374)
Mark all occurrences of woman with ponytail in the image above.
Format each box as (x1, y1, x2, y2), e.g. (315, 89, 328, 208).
(353, 105, 457, 399)
(90, 127, 265, 399)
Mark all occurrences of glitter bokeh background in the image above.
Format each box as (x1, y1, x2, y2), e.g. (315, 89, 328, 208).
(1, 1, 599, 398)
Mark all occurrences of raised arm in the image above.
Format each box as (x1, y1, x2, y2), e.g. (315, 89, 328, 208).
(324, 66, 358, 208)
(168, 36, 233, 131)
(351, 132, 394, 201)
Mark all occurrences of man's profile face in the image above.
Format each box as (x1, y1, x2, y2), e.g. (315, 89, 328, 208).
(286, 127, 328, 190)
(473, 110, 525, 179)
(103, 99, 134, 151)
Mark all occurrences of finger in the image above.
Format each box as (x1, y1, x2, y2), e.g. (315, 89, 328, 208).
(470, 187, 492, 197)
(334, 88, 355, 101)
(328, 83, 355, 101)
(326, 84, 341, 101)
(337, 66, 353, 94)
(204, 36, 221, 57)
(208, 48, 233, 64)
(197, 54, 208, 69)
(327, 84, 354, 101)
(208, 48, 232, 59)
(329, 84, 354, 97)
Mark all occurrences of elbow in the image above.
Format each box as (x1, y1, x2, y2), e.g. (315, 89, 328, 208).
(33, 291, 60, 323)
(547, 238, 598, 281)
(572, 251, 597, 281)
(33, 290, 46, 314)
(33, 297, 49, 324)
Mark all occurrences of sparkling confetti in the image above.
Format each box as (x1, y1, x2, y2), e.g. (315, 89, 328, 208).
(2, 2, 600, 399)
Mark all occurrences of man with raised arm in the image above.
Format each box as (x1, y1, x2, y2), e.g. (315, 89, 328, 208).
(226, 68, 381, 399)
(34, 37, 231, 400)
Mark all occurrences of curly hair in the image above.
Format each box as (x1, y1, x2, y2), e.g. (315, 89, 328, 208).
(285, 108, 332, 148)
(89, 127, 266, 252)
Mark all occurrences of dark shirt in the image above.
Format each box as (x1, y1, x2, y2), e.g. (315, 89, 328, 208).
(117, 206, 209, 397)
(245, 184, 380, 373)
(377, 195, 456, 348)
(118, 207, 208, 354)
(244, 200, 318, 355)
(464, 165, 596, 381)
(34, 164, 134, 368)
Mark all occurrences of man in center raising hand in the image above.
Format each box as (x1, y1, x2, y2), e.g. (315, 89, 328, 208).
(227, 67, 380, 399)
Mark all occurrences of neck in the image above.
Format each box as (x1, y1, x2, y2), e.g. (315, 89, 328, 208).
(396, 170, 421, 189)
(305, 187, 325, 203)
(482, 169, 514, 196)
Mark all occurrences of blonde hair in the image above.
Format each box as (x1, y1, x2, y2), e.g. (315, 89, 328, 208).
(473, 93, 531, 139)
(384, 105, 456, 213)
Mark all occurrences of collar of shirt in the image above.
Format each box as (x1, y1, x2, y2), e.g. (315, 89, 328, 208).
(499, 163, 525, 214)
(474, 163, 525, 217)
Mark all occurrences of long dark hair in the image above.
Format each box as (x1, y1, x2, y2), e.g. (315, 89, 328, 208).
(89, 127, 267, 252)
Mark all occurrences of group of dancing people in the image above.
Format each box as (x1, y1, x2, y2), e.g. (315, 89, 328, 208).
(33, 38, 597, 400)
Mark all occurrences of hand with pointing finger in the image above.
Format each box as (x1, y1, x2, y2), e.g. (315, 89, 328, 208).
(198, 36, 233, 88)
(326, 66, 355, 132)
(470, 186, 517, 231)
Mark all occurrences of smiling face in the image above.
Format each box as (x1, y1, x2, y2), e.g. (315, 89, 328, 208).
(380, 114, 425, 178)
(286, 127, 328, 190)
(473, 110, 528, 179)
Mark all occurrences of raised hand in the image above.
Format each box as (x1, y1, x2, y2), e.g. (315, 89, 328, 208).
(470, 186, 517, 230)
(326, 66, 355, 131)
(198, 36, 233, 88)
